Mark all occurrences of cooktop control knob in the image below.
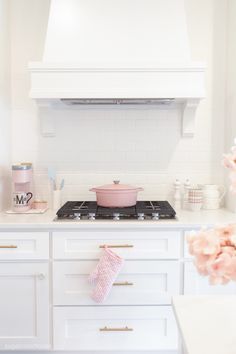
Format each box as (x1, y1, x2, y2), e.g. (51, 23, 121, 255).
(113, 213, 120, 221)
(88, 212, 96, 221)
(152, 212, 159, 220)
(74, 213, 81, 220)
(137, 212, 145, 221)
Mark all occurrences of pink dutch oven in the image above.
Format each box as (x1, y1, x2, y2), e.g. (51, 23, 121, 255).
(90, 180, 143, 207)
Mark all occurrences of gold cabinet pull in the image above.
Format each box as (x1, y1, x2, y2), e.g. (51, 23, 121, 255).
(99, 244, 133, 249)
(0, 245, 17, 249)
(100, 326, 133, 332)
(113, 281, 133, 286)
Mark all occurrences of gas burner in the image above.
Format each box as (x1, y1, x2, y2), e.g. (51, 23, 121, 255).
(56, 201, 176, 221)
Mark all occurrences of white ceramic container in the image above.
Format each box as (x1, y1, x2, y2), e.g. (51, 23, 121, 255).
(200, 184, 225, 199)
(199, 184, 225, 210)
(188, 188, 203, 212)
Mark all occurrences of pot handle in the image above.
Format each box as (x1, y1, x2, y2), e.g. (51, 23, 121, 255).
(137, 187, 144, 192)
(89, 188, 96, 192)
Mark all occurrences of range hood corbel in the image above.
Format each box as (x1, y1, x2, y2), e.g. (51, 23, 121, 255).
(29, 64, 205, 137)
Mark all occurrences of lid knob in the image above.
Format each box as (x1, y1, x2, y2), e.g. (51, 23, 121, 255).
(113, 180, 120, 185)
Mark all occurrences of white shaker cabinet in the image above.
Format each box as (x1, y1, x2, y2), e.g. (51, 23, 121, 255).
(0, 262, 50, 350)
(0, 231, 50, 350)
(0, 218, 235, 354)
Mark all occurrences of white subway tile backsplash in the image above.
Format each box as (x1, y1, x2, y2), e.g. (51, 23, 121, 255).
(30, 101, 223, 203)
(34, 170, 214, 205)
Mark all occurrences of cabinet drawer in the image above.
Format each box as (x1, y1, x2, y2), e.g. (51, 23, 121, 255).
(53, 306, 178, 351)
(0, 232, 49, 260)
(53, 260, 180, 305)
(53, 230, 181, 259)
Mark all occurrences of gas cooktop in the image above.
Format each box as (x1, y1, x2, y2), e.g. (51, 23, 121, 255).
(56, 201, 176, 221)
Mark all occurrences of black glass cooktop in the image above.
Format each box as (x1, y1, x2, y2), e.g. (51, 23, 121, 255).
(56, 201, 176, 221)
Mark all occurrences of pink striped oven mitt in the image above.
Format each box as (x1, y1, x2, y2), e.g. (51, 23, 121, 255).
(88, 246, 124, 303)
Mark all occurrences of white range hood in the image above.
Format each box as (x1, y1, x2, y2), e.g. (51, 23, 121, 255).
(29, 0, 205, 137)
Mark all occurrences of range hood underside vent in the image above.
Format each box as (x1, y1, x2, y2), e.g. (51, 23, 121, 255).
(61, 98, 175, 106)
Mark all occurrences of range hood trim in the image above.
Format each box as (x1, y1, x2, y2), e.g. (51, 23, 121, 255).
(60, 98, 176, 105)
(29, 62, 206, 137)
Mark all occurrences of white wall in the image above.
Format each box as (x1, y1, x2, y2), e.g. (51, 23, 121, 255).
(9, 0, 229, 204)
(0, 0, 11, 210)
(225, 0, 236, 212)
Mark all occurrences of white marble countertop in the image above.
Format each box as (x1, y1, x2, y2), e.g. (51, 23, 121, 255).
(0, 208, 235, 229)
(172, 295, 236, 354)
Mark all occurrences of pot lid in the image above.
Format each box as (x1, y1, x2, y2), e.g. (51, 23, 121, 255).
(92, 180, 141, 191)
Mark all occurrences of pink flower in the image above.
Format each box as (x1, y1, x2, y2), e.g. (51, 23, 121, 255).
(215, 224, 236, 245)
(223, 256, 236, 281)
(230, 234, 236, 247)
(187, 229, 220, 256)
(206, 251, 236, 283)
(194, 254, 213, 276)
(216, 224, 235, 238)
(188, 223, 236, 285)
(223, 152, 236, 170)
(207, 252, 231, 276)
(222, 246, 236, 257)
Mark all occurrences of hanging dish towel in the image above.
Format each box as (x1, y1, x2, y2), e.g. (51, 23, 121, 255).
(88, 246, 124, 303)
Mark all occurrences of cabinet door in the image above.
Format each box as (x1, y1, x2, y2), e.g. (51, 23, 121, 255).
(0, 263, 50, 350)
(184, 261, 236, 295)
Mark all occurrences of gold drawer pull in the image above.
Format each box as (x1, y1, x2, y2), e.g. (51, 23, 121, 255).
(99, 244, 133, 249)
(0, 245, 17, 249)
(100, 326, 133, 332)
(113, 281, 133, 286)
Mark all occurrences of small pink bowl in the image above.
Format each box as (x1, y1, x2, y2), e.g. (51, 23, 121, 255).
(33, 200, 48, 210)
